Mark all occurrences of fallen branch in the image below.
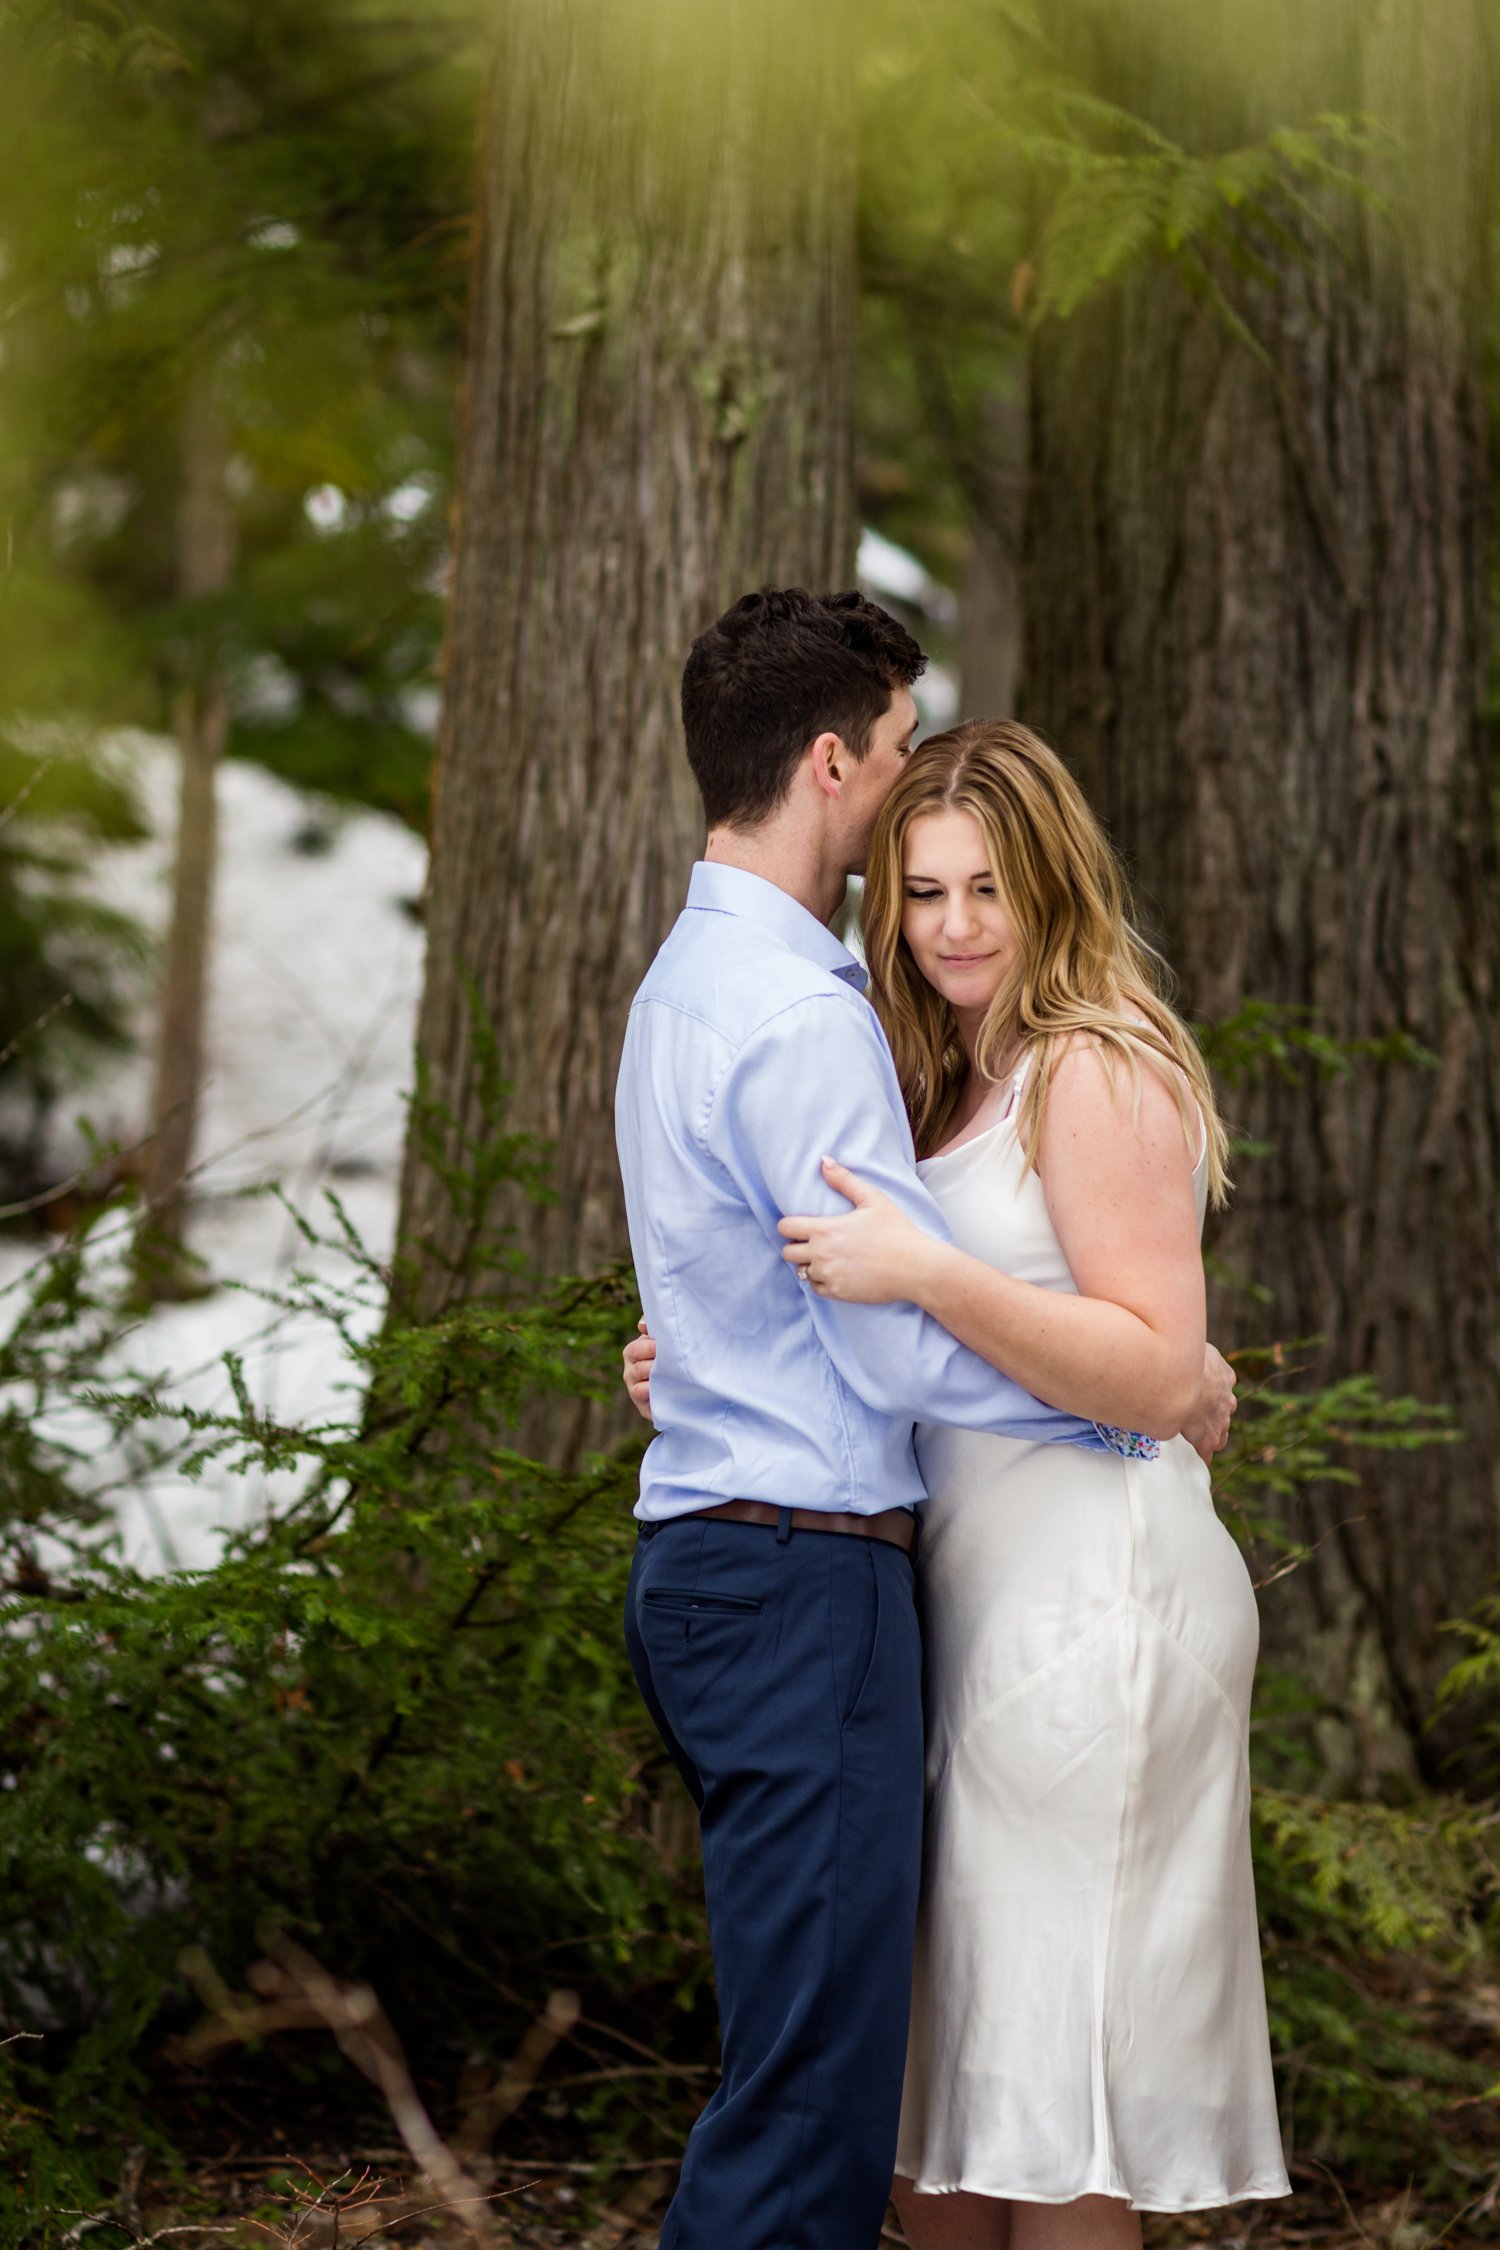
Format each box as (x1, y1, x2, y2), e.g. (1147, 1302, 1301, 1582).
(456, 1986, 581, 2156)
(179, 1938, 505, 2241)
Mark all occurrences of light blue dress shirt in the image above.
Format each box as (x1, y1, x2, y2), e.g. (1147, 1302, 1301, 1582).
(615, 862, 1115, 1522)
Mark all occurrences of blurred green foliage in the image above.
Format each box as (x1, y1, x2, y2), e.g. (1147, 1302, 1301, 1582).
(0, 0, 483, 828)
(856, 0, 1375, 609)
(0, 0, 1383, 832)
(0, 731, 148, 1167)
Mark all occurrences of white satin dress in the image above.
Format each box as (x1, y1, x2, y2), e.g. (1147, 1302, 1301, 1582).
(895, 1066, 1290, 2212)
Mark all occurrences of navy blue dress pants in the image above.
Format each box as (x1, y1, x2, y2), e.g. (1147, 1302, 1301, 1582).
(625, 1513, 925, 2250)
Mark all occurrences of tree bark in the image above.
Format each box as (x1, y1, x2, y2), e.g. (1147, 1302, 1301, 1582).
(958, 393, 1027, 720)
(392, 0, 856, 1344)
(1021, 0, 1500, 1771)
(135, 369, 234, 1299)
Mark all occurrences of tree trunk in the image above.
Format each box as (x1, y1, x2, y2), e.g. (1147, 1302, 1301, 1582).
(1021, 0, 1500, 1772)
(960, 520, 1020, 722)
(958, 393, 1027, 720)
(135, 370, 234, 1300)
(392, 0, 856, 1350)
(901, 334, 1028, 722)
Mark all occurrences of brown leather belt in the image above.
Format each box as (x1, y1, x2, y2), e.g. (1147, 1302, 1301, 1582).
(686, 1498, 917, 1556)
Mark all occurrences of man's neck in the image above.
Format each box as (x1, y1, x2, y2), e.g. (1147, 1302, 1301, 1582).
(703, 823, 848, 928)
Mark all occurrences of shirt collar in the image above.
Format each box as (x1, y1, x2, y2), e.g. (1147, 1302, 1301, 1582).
(685, 861, 868, 992)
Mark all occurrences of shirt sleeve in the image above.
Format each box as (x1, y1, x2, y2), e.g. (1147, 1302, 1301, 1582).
(705, 989, 1108, 1447)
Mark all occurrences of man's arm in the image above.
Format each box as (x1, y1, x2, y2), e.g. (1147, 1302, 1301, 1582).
(707, 990, 1108, 1447)
(621, 1329, 1236, 1458)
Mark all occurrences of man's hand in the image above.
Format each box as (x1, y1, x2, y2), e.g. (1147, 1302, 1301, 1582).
(1180, 1342, 1237, 1465)
(623, 1319, 656, 1423)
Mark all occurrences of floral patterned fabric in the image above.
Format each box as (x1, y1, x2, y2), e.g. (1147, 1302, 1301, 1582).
(1094, 1423, 1161, 1460)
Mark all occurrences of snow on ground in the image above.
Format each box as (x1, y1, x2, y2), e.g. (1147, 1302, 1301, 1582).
(7, 732, 428, 1574)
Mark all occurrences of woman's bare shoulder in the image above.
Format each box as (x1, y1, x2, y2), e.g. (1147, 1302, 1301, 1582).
(1041, 1028, 1193, 1150)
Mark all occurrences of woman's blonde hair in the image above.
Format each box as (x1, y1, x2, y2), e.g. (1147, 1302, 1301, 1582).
(861, 719, 1230, 1203)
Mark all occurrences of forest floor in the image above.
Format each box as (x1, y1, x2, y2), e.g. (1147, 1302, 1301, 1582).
(111, 2168, 1500, 2250)
(33, 1911, 1500, 2245)
(98, 2140, 1500, 2250)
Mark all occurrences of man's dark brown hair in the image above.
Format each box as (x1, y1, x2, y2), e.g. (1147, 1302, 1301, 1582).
(681, 586, 927, 830)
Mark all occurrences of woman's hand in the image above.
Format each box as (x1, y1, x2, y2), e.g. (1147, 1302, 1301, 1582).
(777, 1158, 940, 1304)
(1180, 1342, 1237, 1466)
(623, 1319, 656, 1422)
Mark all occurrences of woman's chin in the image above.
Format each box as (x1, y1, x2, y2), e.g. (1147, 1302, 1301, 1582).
(928, 971, 1002, 1012)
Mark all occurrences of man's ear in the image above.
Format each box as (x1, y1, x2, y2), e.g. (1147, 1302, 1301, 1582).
(807, 730, 848, 800)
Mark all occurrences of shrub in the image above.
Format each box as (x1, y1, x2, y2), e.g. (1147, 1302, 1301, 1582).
(0, 1168, 707, 2227)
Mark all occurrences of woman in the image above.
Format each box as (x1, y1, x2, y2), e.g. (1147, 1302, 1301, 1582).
(626, 721, 1289, 2245)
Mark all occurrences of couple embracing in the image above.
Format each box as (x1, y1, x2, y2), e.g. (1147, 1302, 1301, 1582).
(613, 587, 1290, 2250)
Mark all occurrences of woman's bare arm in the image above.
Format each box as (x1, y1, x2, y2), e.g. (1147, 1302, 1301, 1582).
(778, 1045, 1207, 1437)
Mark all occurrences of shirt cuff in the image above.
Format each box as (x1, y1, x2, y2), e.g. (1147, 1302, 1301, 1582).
(1094, 1422, 1161, 1460)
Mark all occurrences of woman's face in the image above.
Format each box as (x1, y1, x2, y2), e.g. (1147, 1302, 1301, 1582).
(900, 808, 1020, 1019)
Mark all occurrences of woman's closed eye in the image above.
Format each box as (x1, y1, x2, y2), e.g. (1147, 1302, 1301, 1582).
(903, 884, 997, 902)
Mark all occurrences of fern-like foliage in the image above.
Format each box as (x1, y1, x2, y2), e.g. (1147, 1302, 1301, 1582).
(1251, 1784, 1500, 2173)
(1436, 1589, 1500, 1785)
(1256, 1788, 1498, 1957)
(1201, 998, 1438, 1088)
(1011, 91, 1385, 334)
(866, 0, 1385, 342)
(1211, 1341, 1456, 1564)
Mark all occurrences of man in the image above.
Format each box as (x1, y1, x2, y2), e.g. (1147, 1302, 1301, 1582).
(613, 588, 1233, 2249)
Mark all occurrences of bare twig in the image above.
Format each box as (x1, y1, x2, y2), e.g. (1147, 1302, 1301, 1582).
(1302, 2156, 1380, 2249)
(178, 1939, 524, 2242)
(1419, 2161, 1500, 2246)
(0, 747, 61, 839)
(0, 1119, 152, 1223)
(0, 991, 73, 1076)
(456, 1987, 581, 2155)
(1251, 1513, 1367, 1593)
(58, 2222, 243, 2248)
